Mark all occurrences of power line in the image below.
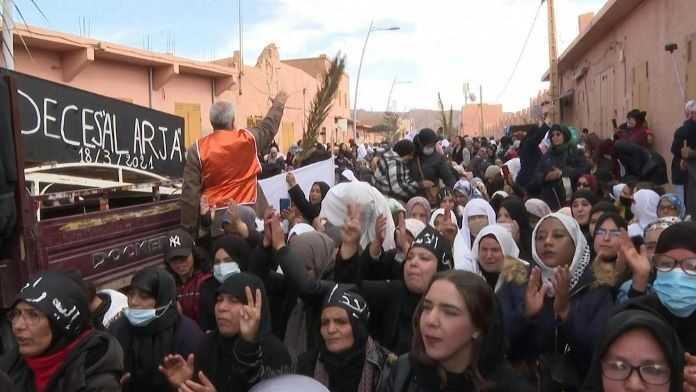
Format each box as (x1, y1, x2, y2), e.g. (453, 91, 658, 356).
(495, 1, 544, 103)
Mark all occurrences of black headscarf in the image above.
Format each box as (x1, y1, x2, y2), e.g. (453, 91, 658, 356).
(655, 221, 696, 254)
(414, 128, 439, 155)
(500, 196, 533, 262)
(312, 182, 331, 205)
(582, 308, 684, 392)
(212, 234, 252, 271)
(410, 226, 454, 272)
(318, 285, 371, 392)
(121, 267, 179, 390)
(195, 272, 272, 391)
(15, 271, 90, 354)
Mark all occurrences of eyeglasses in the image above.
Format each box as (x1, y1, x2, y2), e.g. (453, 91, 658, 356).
(601, 360, 670, 385)
(7, 308, 45, 326)
(595, 228, 621, 239)
(652, 254, 696, 276)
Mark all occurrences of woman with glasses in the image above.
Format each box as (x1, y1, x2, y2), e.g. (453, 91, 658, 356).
(591, 213, 629, 292)
(109, 266, 205, 392)
(5, 271, 123, 391)
(576, 174, 600, 198)
(618, 222, 696, 354)
(582, 308, 683, 392)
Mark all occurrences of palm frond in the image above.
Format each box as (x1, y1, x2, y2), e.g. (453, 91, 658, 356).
(437, 92, 447, 136)
(299, 52, 346, 162)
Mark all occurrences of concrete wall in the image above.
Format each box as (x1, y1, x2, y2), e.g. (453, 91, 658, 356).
(558, 0, 696, 169)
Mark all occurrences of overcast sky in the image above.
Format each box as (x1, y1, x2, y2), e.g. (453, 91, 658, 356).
(14, 0, 606, 112)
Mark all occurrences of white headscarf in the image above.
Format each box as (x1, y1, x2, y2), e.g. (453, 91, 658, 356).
(611, 183, 626, 201)
(631, 189, 659, 230)
(453, 199, 496, 270)
(531, 213, 591, 296)
(470, 225, 529, 292)
(320, 181, 396, 251)
(504, 157, 521, 182)
(429, 208, 458, 227)
(288, 223, 315, 242)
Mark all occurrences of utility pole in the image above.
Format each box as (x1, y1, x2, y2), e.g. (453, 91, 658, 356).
(238, 0, 243, 96)
(545, 0, 560, 124)
(479, 85, 484, 137)
(1, 0, 14, 70)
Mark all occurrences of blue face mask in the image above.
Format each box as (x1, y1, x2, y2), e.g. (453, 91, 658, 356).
(214, 261, 241, 283)
(124, 301, 171, 327)
(653, 270, 696, 318)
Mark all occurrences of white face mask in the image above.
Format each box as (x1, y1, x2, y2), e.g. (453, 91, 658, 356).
(214, 261, 241, 283)
(423, 146, 435, 156)
(124, 301, 172, 327)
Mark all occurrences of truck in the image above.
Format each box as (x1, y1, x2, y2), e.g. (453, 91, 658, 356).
(0, 69, 185, 307)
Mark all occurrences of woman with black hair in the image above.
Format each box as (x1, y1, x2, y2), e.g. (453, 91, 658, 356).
(109, 266, 205, 391)
(381, 270, 533, 392)
(160, 272, 291, 392)
(591, 213, 630, 293)
(286, 172, 330, 222)
(571, 189, 598, 241)
(497, 196, 533, 262)
(614, 109, 656, 180)
(582, 308, 684, 392)
(5, 271, 123, 391)
(296, 285, 394, 392)
(198, 234, 252, 332)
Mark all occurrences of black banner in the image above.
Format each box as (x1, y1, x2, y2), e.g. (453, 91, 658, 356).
(2, 69, 185, 178)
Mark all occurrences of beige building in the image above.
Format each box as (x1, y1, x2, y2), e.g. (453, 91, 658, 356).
(8, 24, 351, 154)
(459, 103, 504, 138)
(546, 0, 696, 164)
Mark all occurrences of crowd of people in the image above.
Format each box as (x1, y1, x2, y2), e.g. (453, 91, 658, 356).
(2, 95, 696, 392)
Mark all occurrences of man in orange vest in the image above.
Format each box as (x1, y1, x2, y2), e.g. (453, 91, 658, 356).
(181, 91, 288, 235)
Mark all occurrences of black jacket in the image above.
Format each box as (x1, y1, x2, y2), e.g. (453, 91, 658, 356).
(409, 153, 456, 189)
(5, 330, 124, 392)
(670, 119, 696, 185)
(516, 124, 548, 190)
(528, 144, 589, 210)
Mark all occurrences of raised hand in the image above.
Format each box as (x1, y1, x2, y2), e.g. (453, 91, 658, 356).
(436, 207, 458, 244)
(341, 203, 362, 246)
(525, 267, 548, 318)
(270, 213, 286, 251)
(262, 208, 274, 248)
(286, 172, 297, 187)
(617, 229, 651, 292)
(226, 201, 240, 223)
(394, 213, 410, 256)
(552, 267, 570, 321)
(369, 214, 387, 258)
(684, 353, 696, 392)
(274, 91, 289, 105)
(178, 371, 217, 392)
(199, 195, 210, 216)
(239, 286, 263, 343)
(159, 353, 194, 388)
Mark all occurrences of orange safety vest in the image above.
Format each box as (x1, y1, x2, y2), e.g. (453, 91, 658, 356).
(197, 129, 261, 207)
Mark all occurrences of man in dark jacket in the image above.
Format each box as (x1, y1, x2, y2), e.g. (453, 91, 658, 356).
(516, 123, 548, 193)
(409, 128, 456, 204)
(672, 100, 696, 215)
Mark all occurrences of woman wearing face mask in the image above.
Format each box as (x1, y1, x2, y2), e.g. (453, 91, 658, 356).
(109, 266, 205, 391)
(502, 213, 614, 385)
(410, 128, 457, 204)
(296, 285, 394, 392)
(452, 199, 497, 271)
(405, 196, 431, 226)
(571, 189, 598, 241)
(381, 271, 534, 392)
(497, 196, 533, 262)
(160, 272, 291, 392)
(198, 234, 252, 332)
(613, 183, 635, 223)
(627, 189, 660, 239)
(5, 272, 123, 391)
(620, 222, 696, 353)
(286, 172, 331, 222)
(470, 225, 530, 292)
(582, 308, 684, 392)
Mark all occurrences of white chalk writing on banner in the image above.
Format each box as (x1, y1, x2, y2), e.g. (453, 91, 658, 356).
(258, 157, 335, 211)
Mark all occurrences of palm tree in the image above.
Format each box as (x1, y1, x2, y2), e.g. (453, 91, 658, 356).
(298, 52, 346, 163)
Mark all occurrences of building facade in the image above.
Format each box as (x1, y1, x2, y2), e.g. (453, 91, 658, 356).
(10, 25, 351, 154)
(548, 0, 696, 165)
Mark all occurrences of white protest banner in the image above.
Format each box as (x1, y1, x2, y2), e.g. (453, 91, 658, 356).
(258, 157, 335, 211)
